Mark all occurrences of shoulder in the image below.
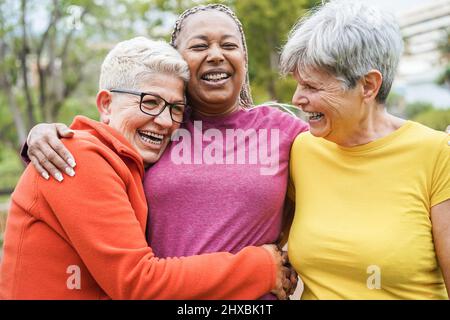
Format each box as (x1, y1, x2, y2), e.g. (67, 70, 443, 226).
(61, 131, 129, 179)
(249, 104, 301, 122)
(249, 104, 309, 137)
(292, 131, 316, 148)
(407, 121, 449, 151)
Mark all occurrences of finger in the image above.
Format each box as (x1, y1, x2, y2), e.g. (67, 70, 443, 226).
(289, 275, 298, 296)
(29, 155, 50, 180)
(56, 123, 75, 138)
(281, 251, 288, 265)
(275, 289, 287, 300)
(40, 141, 75, 177)
(33, 149, 64, 182)
(48, 137, 76, 170)
(282, 276, 291, 291)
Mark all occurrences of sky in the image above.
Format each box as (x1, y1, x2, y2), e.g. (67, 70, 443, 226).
(358, 0, 438, 15)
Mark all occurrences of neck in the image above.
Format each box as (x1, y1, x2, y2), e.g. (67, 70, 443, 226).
(191, 101, 241, 118)
(332, 102, 405, 147)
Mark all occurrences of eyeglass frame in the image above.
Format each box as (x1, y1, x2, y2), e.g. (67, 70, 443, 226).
(109, 89, 187, 124)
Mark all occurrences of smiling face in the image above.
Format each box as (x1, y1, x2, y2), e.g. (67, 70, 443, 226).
(175, 10, 246, 115)
(292, 68, 364, 143)
(97, 74, 185, 166)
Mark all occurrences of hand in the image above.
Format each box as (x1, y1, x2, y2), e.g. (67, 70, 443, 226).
(27, 123, 76, 182)
(261, 244, 298, 300)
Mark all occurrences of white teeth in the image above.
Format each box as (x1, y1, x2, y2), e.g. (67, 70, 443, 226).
(140, 134, 162, 145)
(138, 130, 165, 145)
(202, 72, 229, 81)
(303, 111, 324, 120)
(139, 130, 164, 140)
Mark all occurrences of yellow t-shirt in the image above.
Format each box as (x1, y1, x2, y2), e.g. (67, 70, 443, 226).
(289, 121, 450, 299)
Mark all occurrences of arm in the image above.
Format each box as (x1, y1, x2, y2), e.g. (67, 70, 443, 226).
(38, 139, 285, 300)
(431, 199, 450, 297)
(25, 123, 75, 181)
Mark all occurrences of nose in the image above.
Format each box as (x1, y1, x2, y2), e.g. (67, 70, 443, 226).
(206, 44, 224, 64)
(153, 106, 173, 128)
(292, 84, 309, 109)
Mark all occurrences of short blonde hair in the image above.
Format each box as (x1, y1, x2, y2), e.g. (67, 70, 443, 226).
(99, 37, 190, 91)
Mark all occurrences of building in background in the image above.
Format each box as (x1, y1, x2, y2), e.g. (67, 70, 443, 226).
(394, 0, 450, 109)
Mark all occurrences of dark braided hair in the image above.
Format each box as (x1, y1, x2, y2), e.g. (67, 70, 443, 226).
(170, 4, 253, 109)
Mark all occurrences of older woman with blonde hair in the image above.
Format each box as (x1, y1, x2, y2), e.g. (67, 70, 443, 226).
(0, 36, 291, 299)
(281, 0, 450, 299)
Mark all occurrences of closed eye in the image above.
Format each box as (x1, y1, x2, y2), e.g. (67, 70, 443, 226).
(190, 44, 208, 50)
(222, 42, 238, 50)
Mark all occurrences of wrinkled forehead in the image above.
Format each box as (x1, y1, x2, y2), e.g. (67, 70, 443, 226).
(176, 9, 243, 45)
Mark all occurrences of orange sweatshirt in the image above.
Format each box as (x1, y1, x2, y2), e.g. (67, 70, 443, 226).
(0, 116, 276, 299)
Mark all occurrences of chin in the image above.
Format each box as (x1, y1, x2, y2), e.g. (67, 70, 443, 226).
(142, 153, 160, 165)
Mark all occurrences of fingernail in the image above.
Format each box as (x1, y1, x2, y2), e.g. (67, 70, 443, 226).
(55, 172, 63, 182)
(66, 167, 75, 177)
(42, 172, 50, 180)
(68, 158, 76, 167)
(65, 167, 75, 177)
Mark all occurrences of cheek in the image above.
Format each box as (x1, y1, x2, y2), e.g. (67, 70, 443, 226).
(182, 53, 201, 73)
(114, 114, 144, 135)
(231, 52, 246, 71)
(317, 92, 344, 114)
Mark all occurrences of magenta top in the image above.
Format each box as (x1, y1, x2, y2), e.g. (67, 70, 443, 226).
(144, 106, 308, 299)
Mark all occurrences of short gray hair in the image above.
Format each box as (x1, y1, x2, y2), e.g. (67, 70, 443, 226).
(280, 0, 403, 103)
(99, 37, 190, 91)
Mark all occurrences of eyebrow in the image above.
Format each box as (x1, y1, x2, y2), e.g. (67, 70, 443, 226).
(188, 34, 240, 42)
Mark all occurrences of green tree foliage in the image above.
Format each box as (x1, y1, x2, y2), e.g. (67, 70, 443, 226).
(404, 101, 434, 119)
(153, 0, 320, 104)
(234, 0, 320, 104)
(413, 108, 450, 131)
(0, 0, 165, 194)
(0, 0, 165, 149)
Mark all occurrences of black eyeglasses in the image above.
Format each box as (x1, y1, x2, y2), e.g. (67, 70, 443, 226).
(110, 89, 186, 124)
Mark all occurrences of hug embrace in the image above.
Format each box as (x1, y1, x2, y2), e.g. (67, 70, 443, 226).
(0, 0, 449, 300)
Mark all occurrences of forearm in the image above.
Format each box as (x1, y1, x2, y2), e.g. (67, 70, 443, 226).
(111, 247, 275, 300)
(431, 199, 450, 297)
(435, 229, 450, 295)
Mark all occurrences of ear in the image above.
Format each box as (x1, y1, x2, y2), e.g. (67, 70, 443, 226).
(362, 70, 383, 102)
(96, 90, 113, 124)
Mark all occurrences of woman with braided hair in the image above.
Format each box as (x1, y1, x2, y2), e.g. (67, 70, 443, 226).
(22, 4, 308, 299)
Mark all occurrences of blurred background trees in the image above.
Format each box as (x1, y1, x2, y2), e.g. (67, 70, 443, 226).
(0, 0, 449, 248)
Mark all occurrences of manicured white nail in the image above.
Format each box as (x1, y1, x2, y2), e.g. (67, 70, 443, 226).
(65, 167, 75, 177)
(68, 158, 76, 168)
(42, 172, 50, 180)
(55, 172, 63, 182)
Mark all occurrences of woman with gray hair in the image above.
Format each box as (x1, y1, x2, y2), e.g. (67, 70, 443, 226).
(281, 0, 450, 299)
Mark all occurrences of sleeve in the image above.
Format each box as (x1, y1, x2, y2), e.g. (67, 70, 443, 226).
(283, 114, 309, 144)
(431, 135, 450, 207)
(278, 133, 301, 247)
(38, 140, 276, 300)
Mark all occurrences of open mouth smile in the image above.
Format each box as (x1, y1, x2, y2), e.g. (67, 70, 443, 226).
(200, 71, 231, 82)
(303, 111, 324, 121)
(138, 130, 165, 146)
